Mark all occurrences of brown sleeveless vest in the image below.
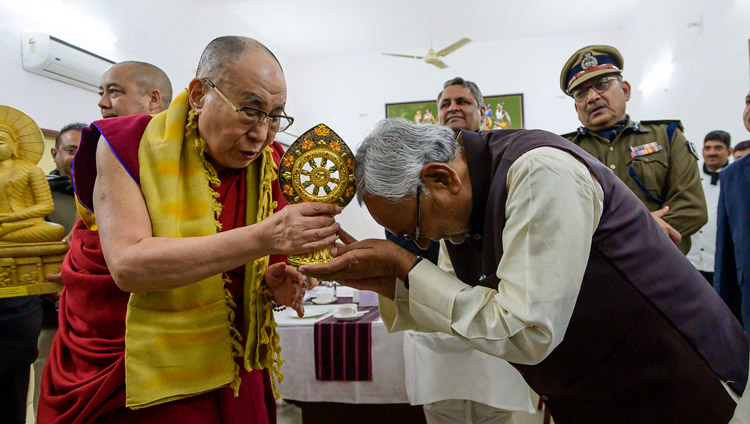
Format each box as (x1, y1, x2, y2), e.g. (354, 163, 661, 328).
(445, 129, 748, 423)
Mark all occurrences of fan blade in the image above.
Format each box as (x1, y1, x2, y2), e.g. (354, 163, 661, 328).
(430, 59, 449, 69)
(436, 37, 471, 57)
(382, 53, 425, 59)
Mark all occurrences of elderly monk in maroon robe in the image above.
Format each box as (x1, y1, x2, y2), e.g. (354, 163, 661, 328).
(38, 37, 339, 424)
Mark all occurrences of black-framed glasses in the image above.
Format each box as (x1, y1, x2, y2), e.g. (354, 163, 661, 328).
(402, 185, 421, 242)
(202, 78, 294, 132)
(569, 76, 621, 102)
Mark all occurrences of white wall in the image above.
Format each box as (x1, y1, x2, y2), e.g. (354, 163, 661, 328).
(0, 0, 291, 133)
(283, 29, 627, 239)
(284, 0, 749, 239)
(619, 0, 750, 150)
(285, 29, 622, 142)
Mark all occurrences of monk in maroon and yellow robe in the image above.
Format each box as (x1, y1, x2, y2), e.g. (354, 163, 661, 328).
(39, 113, 288, 424)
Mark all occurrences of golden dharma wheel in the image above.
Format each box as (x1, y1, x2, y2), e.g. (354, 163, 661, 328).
(291, 148, 349, 203)
(278, 124, 356, 267)
(279, 124, 355, 207)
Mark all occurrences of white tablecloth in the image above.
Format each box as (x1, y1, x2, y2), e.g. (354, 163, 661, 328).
(274, 301, 409, 404)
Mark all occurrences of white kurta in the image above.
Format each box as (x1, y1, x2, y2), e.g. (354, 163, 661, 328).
(379, 147, 604, 365)
(686, 167, 723, 272)
(402, 242, 534, 412)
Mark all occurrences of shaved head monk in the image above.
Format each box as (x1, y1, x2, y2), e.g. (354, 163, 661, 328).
(38, 37, 335, 423)
(98, 61, 173, 118)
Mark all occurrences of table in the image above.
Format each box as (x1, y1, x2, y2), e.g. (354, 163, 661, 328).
(274, 286, 426, 424)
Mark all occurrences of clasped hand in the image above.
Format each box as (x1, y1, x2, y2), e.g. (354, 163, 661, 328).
(299, 230, 417, 300)
(265, 262, 310, 317)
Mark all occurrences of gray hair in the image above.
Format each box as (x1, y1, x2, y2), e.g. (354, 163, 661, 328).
(437, 77, 483, 107)
(355, 118, 460, 204)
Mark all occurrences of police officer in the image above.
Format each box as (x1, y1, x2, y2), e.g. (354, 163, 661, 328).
(560, 45, 706, 254)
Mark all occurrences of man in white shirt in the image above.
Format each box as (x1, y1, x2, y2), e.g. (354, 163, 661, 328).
(301, 118, 748, 422)
(688, 130, 733, 283)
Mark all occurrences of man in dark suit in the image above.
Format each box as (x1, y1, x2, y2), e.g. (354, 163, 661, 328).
(715, 89, 750, 335)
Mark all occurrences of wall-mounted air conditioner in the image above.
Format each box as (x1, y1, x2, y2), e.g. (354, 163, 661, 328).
(21, 32, 115, 93)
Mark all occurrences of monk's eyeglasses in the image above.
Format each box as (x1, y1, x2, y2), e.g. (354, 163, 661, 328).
(402, 185, 421, 242)
(202, 78, 294, 132)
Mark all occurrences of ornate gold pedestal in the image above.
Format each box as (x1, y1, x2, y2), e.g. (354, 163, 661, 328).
(287, 245, 334, 268)
(0, 241, 68, 298)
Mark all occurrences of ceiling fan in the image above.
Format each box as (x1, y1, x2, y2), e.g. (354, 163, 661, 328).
(382, 37, 472, 69)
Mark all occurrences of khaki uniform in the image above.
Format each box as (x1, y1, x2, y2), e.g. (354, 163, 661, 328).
(563, 117, 707, 253)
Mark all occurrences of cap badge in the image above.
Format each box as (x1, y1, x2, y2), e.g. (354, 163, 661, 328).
(581, 52, 598, 70)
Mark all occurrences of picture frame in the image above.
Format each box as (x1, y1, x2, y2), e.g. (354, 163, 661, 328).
(385, 93, 524, 130)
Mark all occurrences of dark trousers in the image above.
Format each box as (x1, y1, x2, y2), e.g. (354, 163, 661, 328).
(700, 271, 714, 286)
(0, 296, 42, 424)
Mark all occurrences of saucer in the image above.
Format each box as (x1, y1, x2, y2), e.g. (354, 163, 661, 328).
(292, 309, 331, 319)
(334, 311, 366, 321)
(289, 308, 331, 319)
(312, 296, 337, 305)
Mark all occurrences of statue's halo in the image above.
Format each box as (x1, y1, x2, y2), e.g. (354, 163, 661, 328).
(0, 105, 45, 165)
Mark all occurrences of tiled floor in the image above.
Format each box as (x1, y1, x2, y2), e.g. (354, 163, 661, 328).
(275, 398, 549, 424)
(26, 370, 549, 424)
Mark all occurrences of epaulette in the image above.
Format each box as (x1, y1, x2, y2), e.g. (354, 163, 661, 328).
(561, 126, 587, 138)
(639, 120, 684, 131)
(560, 130, 579, 139)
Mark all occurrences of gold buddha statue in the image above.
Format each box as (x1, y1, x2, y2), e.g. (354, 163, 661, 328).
(0, 112, 65, 242)
(0, 106, 67, 297)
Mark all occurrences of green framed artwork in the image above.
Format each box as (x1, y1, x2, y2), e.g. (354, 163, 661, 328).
(385, 93, 524, 130)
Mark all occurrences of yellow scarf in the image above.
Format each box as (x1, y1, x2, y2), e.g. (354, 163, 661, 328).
(124, 90, 282, 409)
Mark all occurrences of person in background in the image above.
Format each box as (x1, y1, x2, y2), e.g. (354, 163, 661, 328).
(560, 45, 706, 254)
(715, 89, 750, 336)
(733, 140, 750, 160)
(687, 130, 732, 284)
(32, 122, 86, 414)
(722, 89, 750, 424)
(98, 61, 173, 118)
(46, 122, 85, 233)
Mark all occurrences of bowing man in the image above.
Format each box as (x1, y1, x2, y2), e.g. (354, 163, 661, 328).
(301, 118, 748, 423)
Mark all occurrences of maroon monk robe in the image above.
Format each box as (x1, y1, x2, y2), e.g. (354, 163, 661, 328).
(39, 114, 289, 424)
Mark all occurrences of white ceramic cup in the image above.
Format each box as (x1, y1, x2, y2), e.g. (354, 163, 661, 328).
(315, 292, 333, 303)
(352, 289, 360, 303)
(338, 305, 356, 317)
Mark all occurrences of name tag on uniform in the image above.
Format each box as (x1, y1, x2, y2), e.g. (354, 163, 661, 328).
(630, 142, 663, 158)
